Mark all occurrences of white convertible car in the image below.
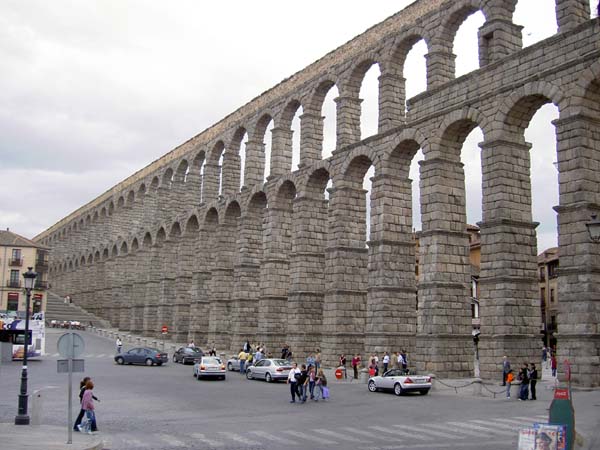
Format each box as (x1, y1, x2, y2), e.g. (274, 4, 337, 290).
(367, 369, 432, 396)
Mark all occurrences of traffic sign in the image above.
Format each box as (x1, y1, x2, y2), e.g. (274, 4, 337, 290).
(57, 359, 85, 373)
(57, 332, 85, 359)
(161, 325, 168, 334)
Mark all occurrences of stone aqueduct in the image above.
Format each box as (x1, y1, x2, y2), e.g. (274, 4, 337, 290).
(35, 0, 599, 385)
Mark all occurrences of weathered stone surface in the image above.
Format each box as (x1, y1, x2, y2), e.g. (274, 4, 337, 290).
(36, 0, 599, 385)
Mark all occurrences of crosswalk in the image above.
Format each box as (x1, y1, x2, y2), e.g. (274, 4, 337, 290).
(101, 414, 546, 449)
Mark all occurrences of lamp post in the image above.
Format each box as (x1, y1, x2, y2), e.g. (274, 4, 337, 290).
(586, 214, 600, 243)
(15, 267, 37, 425)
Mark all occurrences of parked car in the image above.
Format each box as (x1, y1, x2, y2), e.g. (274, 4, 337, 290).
(173, 347, 204, 364)
(114, 347, 168, 366)
(194, 356, 226, 380)
(245, 358, 292, 382)
(226, 355, 254, 371)
(367, 369, 431, 395)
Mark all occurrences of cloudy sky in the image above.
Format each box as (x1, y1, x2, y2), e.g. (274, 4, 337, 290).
(1, 0, 596, 252)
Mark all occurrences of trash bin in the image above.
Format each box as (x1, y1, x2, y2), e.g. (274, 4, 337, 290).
(30, 389, 44, 426)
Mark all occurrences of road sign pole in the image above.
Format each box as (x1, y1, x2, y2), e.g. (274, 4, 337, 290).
(67, 331, 73, 444)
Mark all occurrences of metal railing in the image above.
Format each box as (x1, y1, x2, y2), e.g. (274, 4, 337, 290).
(9, 258, 23, 267)
(7, 280, 21, 288)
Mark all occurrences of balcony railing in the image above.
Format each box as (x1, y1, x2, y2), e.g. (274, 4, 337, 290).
(9, 258, 23, 267)
(7, 280, 21, 288)
(34, 280, 48, 290)
(36, 259, 49, 269)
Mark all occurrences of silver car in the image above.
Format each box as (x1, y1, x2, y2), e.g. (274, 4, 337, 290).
(367, 369, 431, 395)
(226, 355, 254, 371)
(193, 356, 226, 380)
(245, 358, 291, 382)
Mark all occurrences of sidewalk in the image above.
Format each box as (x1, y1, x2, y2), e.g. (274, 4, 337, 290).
(0, 423, 104, 450)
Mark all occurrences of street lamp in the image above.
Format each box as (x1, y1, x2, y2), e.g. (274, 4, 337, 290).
(586, 214, 600, 243)
(15, 267, 37, 425)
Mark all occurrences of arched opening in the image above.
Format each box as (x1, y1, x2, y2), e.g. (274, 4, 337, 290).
(403, 39, 428, 111)
(321, 83, 339, 159)
(454, 11, 486, 77)
(359, 63, 381, 139)
(514, 0, 557, 47)
(291, 104, 303, 172)
(409, 149, 424, 231)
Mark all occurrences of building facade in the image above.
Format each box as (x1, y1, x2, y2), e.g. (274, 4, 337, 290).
(0, 229, 49, 316)
(538, 247, 559, 350)
(34, 0, 600, 385)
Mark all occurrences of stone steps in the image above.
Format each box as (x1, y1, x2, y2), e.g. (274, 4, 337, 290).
(45, 291, 110, 328)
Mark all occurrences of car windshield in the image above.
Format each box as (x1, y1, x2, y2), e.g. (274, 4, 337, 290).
(203, 357, 221, 364)
(384, 369, 402, 377)
(148, 348, 161, 353)
(273, 359, 290, 366)
(188, 347, 202, 353)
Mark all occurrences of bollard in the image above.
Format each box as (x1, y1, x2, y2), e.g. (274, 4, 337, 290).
(359, 368, 370, 383)
(429, 374, 437, 391)
(30, 389, 44, 426)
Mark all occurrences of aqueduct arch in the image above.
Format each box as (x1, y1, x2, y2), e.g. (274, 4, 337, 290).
(36, 0, 600, 385)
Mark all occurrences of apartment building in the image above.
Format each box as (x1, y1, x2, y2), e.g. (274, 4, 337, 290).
(0, 229, 49, 316)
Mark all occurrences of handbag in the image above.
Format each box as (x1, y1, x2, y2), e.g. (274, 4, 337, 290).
(322, 386, 330, 399)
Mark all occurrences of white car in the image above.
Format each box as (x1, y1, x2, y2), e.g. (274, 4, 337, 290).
(368, 369, 431, 396)
(193, 356, 226, 380)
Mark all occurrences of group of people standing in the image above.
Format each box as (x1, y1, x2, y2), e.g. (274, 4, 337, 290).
(502, 356, 539, 400)
(286, 363, 328, 403)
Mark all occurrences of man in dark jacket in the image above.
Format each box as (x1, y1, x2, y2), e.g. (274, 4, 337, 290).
(529, 363, 538, 400)
(297, 364, 308, 402)
(519, 363, 530, 401)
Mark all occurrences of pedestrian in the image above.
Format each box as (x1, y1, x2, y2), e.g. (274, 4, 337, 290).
(74, 377, 99, 431)
(281, 344, 289, 360)
(243, 339, 251, 353)
(502, 355, 511, 386)
(209, 343, 216, 356)
(255, 348, 263, 362)
(306, 353, 316, 368)
(238, 348, 247, 374)
(351, 354, 361, 380)
(307, 365, 316, 400)
(116, 336, 122, 354)
(339, 354, 347, 379)
(551, 354, 557, 377)
(287, 362, 301, 403)
(78, 380, 97, 434)
(315, 368, 328, 401)
(400, 350, 408, 374)
(297, 364, 308, 402)
(373, 353, 380, 375)
(542, 346, 547, 366)
(505, 369, 514, 399)
(187, 340, 195, 348)
(382, 352, 390, 373)
(246, 350, 253, 369)
(529, 363, 538, 400)
(518, 363, 530, 401)
(315, 349, 321, 371)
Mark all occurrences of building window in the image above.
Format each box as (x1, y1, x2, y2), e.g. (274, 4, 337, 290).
(539, 266, 545, 281)
(9, 270, 20, 288)
(540, 287, 546, 304)
(548, 261, 558, 278)
(550, 288, 555, 303)
(7, 293, 19, 311)
(12, 248, 21, 260)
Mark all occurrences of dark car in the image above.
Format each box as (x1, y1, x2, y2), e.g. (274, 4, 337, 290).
(173, 346, 204, 364)
(114, 347, 168, 366)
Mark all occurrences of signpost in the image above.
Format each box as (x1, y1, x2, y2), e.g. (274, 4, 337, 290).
(57, 331, 85, 445)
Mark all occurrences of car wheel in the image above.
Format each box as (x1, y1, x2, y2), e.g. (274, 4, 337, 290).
(157, 362, 163, 366)
(246, 370, 253, 380)
(394, 383, 404, 396)
(419, 389, 429, 395)
(116, 357, 124, 365)
(265, 373, 272, 383)
(173, 355, 177, 363)
(227, 363, 233, 371)
(145, 358, 154, 366)
(368, 380, 377, 392)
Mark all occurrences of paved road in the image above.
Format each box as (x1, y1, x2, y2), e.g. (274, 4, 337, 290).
(1, 328, 598, 450)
